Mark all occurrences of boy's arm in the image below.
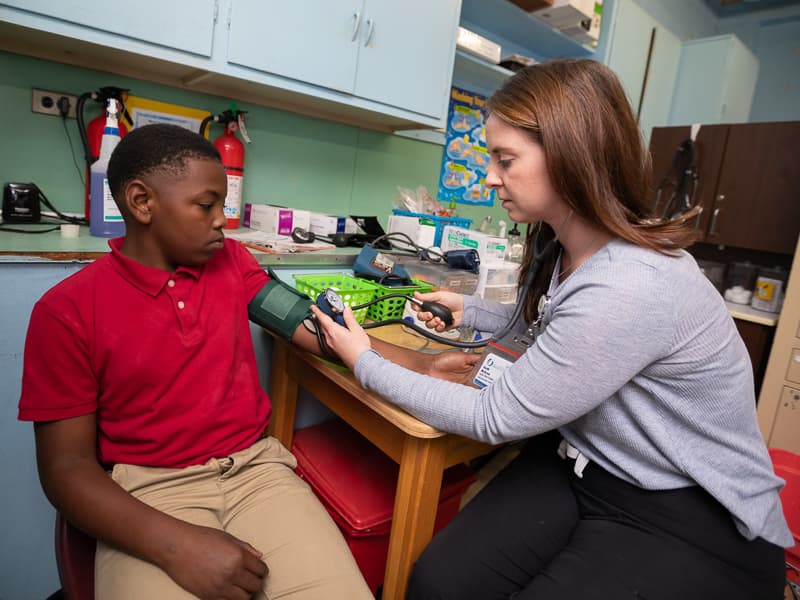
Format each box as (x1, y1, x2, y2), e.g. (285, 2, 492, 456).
(35, 414, 267, 599)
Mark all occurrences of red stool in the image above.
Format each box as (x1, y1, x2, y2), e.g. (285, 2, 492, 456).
(769, 448, 800, 592)
(55, 512, 96, 600)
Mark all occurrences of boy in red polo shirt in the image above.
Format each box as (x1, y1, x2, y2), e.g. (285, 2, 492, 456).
(18, 124, 476, 599)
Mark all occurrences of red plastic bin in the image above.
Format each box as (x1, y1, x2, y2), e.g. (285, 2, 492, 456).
(769, 448, 800, 585)
(292, 418, 476, 595)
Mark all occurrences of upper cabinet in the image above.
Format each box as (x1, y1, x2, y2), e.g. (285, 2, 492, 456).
(0, 0, 461, 130)
(227, 0, 459, 120)
(603, 0, 681, 143)
(669, 34, 759, 126)
(0, 0, 217, 60)
(649, 122, 800, 255)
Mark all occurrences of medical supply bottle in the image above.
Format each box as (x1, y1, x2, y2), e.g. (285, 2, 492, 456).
(89, 99, 125, 237)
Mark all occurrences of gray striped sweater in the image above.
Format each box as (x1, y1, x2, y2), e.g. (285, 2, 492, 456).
(355, 238, 792, 547)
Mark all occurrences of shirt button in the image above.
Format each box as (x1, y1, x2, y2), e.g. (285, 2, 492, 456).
(167, 279, 175, 288)
(177, 301, 185, 310)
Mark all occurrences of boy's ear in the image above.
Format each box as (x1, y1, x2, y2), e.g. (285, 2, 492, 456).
(125, 179, 154, 224)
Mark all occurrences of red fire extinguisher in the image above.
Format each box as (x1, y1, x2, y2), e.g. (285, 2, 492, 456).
(200, 106, 251, 229)
(77, 87, 132, 220)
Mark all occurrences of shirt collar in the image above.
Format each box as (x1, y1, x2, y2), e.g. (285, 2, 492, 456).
(107, 238, 203, 296)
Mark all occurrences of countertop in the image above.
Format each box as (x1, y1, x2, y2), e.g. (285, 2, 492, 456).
(0, 225, 360, 267)
(0, 224, 781, 327)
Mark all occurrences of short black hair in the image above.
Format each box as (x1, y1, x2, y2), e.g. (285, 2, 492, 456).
(107, 123, 221, 201)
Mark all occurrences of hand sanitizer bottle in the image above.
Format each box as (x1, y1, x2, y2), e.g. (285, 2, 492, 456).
(89, 99, 125, 237)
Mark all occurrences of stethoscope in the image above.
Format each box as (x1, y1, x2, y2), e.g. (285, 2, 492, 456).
(309, 226, 559, 356)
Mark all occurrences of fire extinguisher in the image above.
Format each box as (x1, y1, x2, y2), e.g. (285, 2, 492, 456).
(76, 87, 132, 220)
(199, 105, 252, 229)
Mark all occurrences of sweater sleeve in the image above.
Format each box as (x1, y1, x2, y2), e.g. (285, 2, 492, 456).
(355, 262, 676, 443)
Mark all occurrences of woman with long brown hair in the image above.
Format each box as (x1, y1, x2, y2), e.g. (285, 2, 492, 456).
(312, 59, 791, 599)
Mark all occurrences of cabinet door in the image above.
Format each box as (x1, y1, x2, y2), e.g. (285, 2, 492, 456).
(649, 124, 729, 237)
(3, 0, 216, 56)
(353, 0, 459, 118)
(710, 122, 800, 254)
(669, 35, 758, 125)
(227, 0, 362, 94)
(605, 0, 653, 114)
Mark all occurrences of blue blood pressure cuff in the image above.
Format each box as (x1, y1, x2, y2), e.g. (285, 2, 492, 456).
(248, 269, 313, 340)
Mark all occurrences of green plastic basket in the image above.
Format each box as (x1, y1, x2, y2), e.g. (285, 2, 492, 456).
(293, 273, 377, 323)
(367, 279, 434, 322)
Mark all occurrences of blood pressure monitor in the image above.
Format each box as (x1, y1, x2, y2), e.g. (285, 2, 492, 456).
(316, 288, 347, 326)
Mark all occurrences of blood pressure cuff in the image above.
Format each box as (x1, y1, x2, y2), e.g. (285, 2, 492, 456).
(248, 270, 313, 340)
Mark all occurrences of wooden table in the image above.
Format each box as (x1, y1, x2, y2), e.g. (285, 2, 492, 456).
(266, 329, 492, 600)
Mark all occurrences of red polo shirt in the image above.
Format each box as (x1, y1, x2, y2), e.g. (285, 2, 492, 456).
(19, 238, 271, 468)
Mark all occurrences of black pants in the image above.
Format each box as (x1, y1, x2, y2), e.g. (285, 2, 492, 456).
(407, 432, 785, 600)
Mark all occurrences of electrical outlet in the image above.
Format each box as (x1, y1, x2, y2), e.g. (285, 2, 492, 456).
(31, 88, 78, 119)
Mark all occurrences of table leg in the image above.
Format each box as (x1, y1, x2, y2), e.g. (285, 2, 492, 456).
(266, 337, 299, 449)
(382, 435, 448, 600)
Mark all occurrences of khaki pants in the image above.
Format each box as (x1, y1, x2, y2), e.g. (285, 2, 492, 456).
(95, 437, 372, 600)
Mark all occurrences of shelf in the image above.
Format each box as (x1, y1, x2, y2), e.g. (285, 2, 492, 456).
(460, 0, 596, 61)
(452, 50, 515, 97)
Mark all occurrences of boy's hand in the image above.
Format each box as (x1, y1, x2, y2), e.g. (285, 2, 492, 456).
(164, 523, 267, 600)
(428, 351, 481, 385)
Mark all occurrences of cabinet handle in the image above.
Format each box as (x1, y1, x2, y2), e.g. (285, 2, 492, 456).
(350, 11, 361, 41)
(694, 206, 703, 230)
(709, 208, 720, 236)
(363, 18, 374, 46)
(717, 194, 725, 202)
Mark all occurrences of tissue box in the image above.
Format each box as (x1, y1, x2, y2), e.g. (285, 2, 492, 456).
(243, 203, 310, 236)
(309, 212, 358, 236)
(456, 26, 502, 64)
(532, 0, 596, 29)
(386, 213, 438, 248)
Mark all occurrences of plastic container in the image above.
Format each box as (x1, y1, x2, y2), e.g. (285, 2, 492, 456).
(696, 259, 726, 293)
(723, 261, 758, 305)
(392, 258, 479, 295)
(366, 279, 434, 322)
(293, 273, 376, 323)
(751, 266, 788, 313)
(89, 99, 125, 238)
(292, 419, 476, 595)
(768, 448, 800, 586)
(391, 210, 472, 247)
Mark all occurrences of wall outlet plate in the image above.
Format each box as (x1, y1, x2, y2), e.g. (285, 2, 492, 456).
(31, 88, 78, 119)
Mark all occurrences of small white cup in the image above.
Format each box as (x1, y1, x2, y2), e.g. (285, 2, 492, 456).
(60, 224, 80, 239)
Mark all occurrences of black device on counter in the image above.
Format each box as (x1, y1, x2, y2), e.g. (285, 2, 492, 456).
(2, 182, 42, 223)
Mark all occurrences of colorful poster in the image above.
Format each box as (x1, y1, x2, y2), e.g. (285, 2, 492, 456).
(437, 87, 493, 207)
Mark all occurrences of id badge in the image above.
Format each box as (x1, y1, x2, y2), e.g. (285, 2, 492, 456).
(470, 294, 550, 388)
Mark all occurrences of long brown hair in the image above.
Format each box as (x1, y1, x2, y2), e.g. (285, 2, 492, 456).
(485, 59, 700, 322)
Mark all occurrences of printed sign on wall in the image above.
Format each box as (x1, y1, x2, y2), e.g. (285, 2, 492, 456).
(437, 87, 494, 207)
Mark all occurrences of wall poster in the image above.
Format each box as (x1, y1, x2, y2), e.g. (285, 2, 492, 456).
(437, 86, 494, 207)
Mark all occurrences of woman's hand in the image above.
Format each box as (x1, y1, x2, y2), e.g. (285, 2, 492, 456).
(412, 290, 464, 332)
(310, 305, 372, 369)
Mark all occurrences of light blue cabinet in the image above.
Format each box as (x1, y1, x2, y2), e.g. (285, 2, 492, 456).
(0, 0, 460, 129)
(0, 0, 217, 57)
(603, 0, 681, 143)
(228, 0, 362, 95)
(227, 0, 460, 120)
(669, 34, 759, 125)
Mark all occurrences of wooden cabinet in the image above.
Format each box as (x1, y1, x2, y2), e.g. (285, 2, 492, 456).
(227, 0, 460, 120)
(669, 34, 759, 126)
(758, 237, 800, 452)
(649, 122, 800, 255)
(734, 318, 776, 398)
